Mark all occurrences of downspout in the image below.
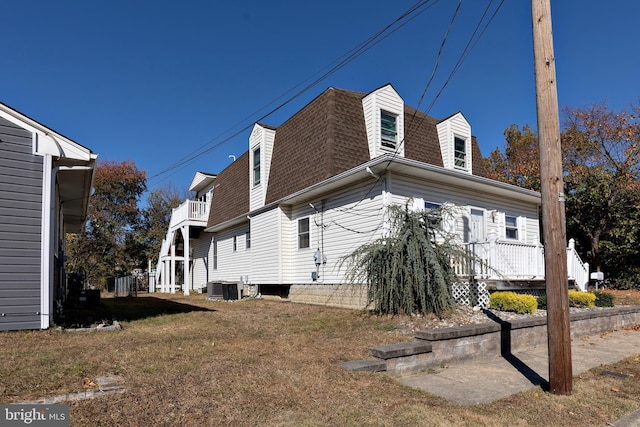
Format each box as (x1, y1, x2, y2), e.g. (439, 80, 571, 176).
(366, 167, 389, 237)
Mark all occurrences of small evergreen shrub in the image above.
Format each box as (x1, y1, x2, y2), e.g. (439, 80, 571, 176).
(568, 290, 595, 308)
(537, 294, 547, 310)
(593, 291, 615, 307)
(489, 291, 537, 314)
(537, 291, 605, 309)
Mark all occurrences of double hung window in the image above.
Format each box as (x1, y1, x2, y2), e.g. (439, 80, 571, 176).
(298, 218, 310, 249)
(454, 137, 466, 169)
(253, 147, 261, 185)
(505, 215, 518, 240)
(381, 111, 397, 149)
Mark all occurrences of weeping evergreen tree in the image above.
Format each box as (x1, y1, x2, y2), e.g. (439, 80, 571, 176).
(343, 203, 470, 317)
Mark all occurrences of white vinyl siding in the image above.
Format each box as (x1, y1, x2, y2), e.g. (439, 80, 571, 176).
(286, 180, 385, 284)
(249, 124, 276, 211)
(362, 85, 405, 158)
(388, 172, 540, 245)
(210, 224, 250, 282)
(191, 233, 213, 292)
(436, 113, 472, 173)
(249, 208, 285, 284)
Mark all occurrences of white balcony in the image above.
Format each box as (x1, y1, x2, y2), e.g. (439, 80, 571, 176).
(169, 200, 209, 228)
(453, 237, 589, 291)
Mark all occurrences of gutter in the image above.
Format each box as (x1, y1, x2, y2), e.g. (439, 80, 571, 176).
(205, 154, 541, 232)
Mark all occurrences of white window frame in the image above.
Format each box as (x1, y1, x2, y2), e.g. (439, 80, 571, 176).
(454, 136, 466, 169)
(232, 235, 237, 252)
(298, 217, 310, 249)
(252, 146, 261, 186)
(380, 110, 398, 150)
(505, 215, 519, 240)
(245, 230, 251, 250)
(424, 201, 442, 228)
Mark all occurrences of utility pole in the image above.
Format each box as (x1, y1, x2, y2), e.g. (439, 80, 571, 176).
(531, 0, 572, 394)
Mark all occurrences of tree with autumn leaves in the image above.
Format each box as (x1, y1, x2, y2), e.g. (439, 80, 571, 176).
(66, 160, 185, 289)
(485, 102, 640, 289)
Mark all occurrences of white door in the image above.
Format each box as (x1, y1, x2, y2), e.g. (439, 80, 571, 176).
(469, 209, 485, 243)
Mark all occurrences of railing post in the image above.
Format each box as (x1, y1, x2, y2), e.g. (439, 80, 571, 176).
(170, 243, 176, 294)
(567, 238, 575, 281)
(536, 240, 544, 278)
(488, 233, 497, 279)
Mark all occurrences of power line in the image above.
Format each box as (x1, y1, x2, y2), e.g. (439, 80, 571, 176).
(332, 0, 506, 225)
(423, 0, 505, 115)
(148, 0, 440, 186)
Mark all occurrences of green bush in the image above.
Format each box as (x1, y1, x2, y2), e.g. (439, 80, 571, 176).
(568, 290, 595, 308)
(593, 291, 615, 307)
(489, 291, 537, 314)
(537, 291, 605, 309)
(537, 294, 547, 310)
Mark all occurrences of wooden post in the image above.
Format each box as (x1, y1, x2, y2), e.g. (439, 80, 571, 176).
(531, 0, 572, 395)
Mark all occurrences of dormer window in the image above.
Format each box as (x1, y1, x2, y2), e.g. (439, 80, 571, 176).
(252, 147, 261, 185)
(381, 111, 397, 149)
(454, 137, 466, 169)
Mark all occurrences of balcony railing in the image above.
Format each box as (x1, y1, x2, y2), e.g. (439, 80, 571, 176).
(169, 200, 209, 228)
(453, 237, 589, 291)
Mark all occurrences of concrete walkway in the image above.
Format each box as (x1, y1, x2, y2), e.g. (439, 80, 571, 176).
(398, 327, 640, 424)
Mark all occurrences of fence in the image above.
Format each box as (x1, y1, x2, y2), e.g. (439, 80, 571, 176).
(114, 276, 140, 297)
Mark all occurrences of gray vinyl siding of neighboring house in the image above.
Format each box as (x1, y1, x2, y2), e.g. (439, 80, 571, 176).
(0, 116, 43, 331)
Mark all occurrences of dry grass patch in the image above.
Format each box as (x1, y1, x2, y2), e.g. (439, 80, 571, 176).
(604, 289, 640, 306)
(0, 293, 639, 426)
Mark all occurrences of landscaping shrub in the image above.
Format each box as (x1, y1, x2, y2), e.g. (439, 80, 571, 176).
(593, 291, 615, 307)
(537, 294, 547, 310)
(489, 291, 537, 314)
(342, 203, 474, 316)
(538, 291, 605, 309)
(568, 290, 596, 308)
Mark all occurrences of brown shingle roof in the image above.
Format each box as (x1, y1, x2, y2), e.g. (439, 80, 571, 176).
(404, 105, 444, 167)
(471, 136, 488, 177)
(206, 85, 487, 228)
(206, 152, 249, 228)
(265, 88, 370, 204)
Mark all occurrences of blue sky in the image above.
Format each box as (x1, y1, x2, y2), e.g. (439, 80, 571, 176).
(1, 1, 638, 192)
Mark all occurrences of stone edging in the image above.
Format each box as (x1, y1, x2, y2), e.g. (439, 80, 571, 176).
(339, 306, 640, 377)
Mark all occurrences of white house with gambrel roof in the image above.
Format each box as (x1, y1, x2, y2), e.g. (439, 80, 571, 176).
(155, 84, 588, 307)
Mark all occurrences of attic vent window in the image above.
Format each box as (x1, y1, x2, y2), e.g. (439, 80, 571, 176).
(454, 137, 466, 169)
(380, 111, 397, 149)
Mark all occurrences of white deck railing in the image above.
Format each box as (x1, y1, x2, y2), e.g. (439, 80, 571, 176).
(567, 239, 589, 291)
(453, 237, 589, 291)
(168, 200, 209, 228)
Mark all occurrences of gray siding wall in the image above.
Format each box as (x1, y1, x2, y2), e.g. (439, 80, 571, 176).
(0, 116, 42, 331)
